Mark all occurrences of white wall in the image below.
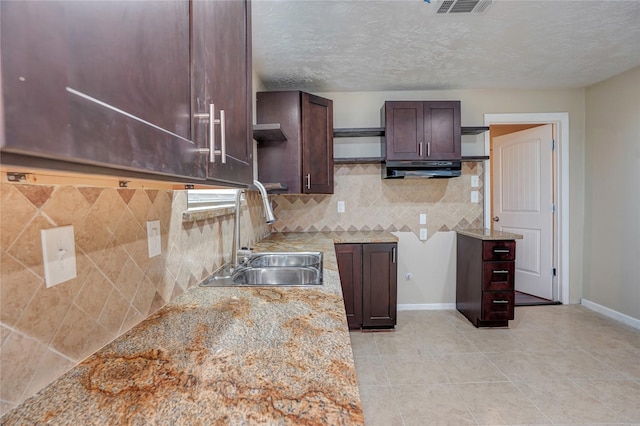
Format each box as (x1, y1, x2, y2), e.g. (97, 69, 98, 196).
(316, 88, 586, 304)
(583, 66, 640, 320)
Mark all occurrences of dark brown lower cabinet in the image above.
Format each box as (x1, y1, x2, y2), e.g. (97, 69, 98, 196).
(335, 243, 397, 329)
(456, 234, 516, 327)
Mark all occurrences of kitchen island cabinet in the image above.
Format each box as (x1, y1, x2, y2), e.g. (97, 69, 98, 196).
(256, 91, 334, 193)
(456, 229, 522, 328)
(382, 101, 461, 161)
(336, 242, 398, 329)
(0, 233, 364, 425)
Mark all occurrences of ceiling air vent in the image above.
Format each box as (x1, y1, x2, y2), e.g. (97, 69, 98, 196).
(436, 0, 493, 14)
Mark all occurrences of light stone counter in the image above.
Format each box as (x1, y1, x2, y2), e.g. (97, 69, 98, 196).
(1, 232, 397, 425)
(456, 228, 523, 241)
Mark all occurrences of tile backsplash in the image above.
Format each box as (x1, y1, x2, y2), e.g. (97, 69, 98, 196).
(271, 163, 484, 237)
(0, 182, 269, 415)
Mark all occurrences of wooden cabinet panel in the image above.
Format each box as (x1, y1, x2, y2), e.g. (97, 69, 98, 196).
(383, 100, 461, 161)
(424, 101, 461, 160)
(456, 234, 515, 327)
(257, 91, 333, 193)
(302, 93, 333, 194)
(335, 242, 397, 329)
(2, 1, 202, 179)
(383, 102, 423, 161)
(335, 244, 363, 330)
(194, 0, 253, 185)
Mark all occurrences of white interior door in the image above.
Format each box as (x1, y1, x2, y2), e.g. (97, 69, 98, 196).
(493, 124, 554, 300)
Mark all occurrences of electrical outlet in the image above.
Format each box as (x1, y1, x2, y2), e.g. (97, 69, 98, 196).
(419, 213, 427, 225)
(419, 228, 428, 240)
(471, 191, 479, 203)
(471, 175, 479, 188)
(337, 200, 345, 213)
(147, 220, 161, 258)
(41, 225, 77, 288)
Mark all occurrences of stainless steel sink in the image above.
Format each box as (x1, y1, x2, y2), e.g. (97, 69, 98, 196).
(232, 266, 321, 286)
(200, 251, 323, 287)
(247, 251, 322, 268)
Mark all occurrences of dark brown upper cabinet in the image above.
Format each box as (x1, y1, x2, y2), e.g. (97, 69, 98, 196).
(382, 101, 461, 161)
(193, 0, 253, 186)
(1, 0, 253, 185)
(256, 91, 334, 194)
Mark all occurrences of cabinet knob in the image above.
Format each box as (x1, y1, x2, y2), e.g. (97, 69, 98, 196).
(492, 216, 500, 222)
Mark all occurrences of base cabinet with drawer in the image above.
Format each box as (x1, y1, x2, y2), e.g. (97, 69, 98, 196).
(336, 243, 397, 329)
(456, 233, 516, 327)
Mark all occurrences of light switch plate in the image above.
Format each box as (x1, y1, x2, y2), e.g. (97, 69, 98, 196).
(419, 228, 428, 240)
(147, 220, 161, 258)
(471, 191, 479, 203)
(471, 176, 480, 188)
(41, 225, 77, 288)
(337, 201, 345, 213)
(419, 213, 427, 225)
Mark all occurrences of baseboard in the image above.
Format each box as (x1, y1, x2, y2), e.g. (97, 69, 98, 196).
(397, 303, 456, 311)
(581, 298, 640, 330)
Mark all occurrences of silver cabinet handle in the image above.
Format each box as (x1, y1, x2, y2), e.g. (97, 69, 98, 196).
(219, 109, 226, 164)
(493, 300, 509, 304)
(493, 270, 509, 274)
(427, 142, 431, 157)
(194, 103, 222, 163)
(493, 249, 509, 253)
(306, 173, 311, 189)
(391, 247, 397, 264)
(419, 143, 423, 157)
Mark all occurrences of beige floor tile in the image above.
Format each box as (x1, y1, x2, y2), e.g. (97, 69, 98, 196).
(349, 331, 380, 356)
(419, 332, 480, 354)
(515, 379, 626, 424)
(588, 347, 640, 380)
(392, 384, 475, 426)
(354, 307, 640, 425)
(535, 350, 626, 380)
(381, 354, 449, 385)
(457, 382, 551, 425)
(483, 351, 565, 381)
(433, 352, 509, 384)
(574, 379, 640, 422)
(358, 385, 404, 426)
(354, 356, 390, 386)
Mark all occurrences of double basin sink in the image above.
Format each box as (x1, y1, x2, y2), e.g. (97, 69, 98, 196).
(200, 251, 323, 287)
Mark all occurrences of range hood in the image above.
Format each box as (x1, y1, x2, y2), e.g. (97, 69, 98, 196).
(383, 160, 461, 179)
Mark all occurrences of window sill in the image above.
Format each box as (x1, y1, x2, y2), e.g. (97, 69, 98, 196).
(182, 206, 235, 222)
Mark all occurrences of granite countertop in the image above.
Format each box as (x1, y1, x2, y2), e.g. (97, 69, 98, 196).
(2, 232, 397, 425)
(456, 228, 524, 240)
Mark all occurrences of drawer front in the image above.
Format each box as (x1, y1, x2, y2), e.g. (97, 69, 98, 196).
(482, 261, 515, 291)
(481, 291, 515, 321)
(482, 241, 516, 261)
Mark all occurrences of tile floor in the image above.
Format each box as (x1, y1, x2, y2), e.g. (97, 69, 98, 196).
(350, 305, 640, 425)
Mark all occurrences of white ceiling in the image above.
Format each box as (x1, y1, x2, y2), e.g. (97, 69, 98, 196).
(252, 0, 640, 92)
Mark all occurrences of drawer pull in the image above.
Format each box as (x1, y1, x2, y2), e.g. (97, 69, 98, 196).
(492, 300, 509, 304)
(492, 270, 509, 274)
(493, 249, 510, 253)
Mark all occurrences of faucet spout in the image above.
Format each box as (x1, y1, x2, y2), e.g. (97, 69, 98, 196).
(231, 180, 276, 267)
(252, 180, 276, 224)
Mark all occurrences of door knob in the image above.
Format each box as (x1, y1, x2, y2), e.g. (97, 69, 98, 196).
(492, 216, 500, 222)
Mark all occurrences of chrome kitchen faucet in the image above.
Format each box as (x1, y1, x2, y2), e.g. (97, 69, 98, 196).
(232, 180, 275, 267)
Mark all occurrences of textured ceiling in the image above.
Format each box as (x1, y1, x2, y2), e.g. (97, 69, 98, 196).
(252, 0, 640, 92)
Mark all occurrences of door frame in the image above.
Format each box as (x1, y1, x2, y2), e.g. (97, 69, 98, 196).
(483, 113, 569, 304)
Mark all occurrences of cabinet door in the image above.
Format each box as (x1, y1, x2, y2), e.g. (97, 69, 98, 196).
(362, 243, 397, 328)
(302, 93, 333, 194)
(2, 1, 201, 179)
(423, 101, 461, 160)
(384, 101, 423, 161)
(335, 244, 363, 330)
(194, 0, 253, 186)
